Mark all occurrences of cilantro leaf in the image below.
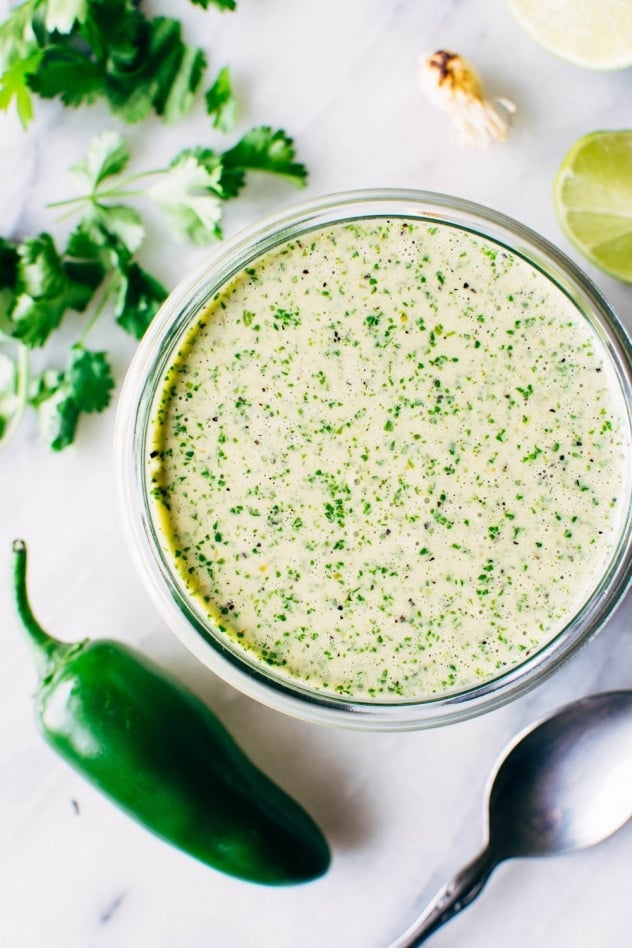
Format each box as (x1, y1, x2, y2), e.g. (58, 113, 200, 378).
(103, 14, 180, 123)
(0, 51, 42, 127)
(79, 0, 142, 66)
(44, 0, 89, 35)
(64, 219, 164, 339)
(205, 65, 236, 132)
(13, 2, 207, 125)
(82, 204, 145, 254)
(147, 153, 224, 244)
(9, 234, 99, 347)
(220, 127, 308, 198)
(0, 239, 18, 333)
(114, 261, 167, 339)
(0, 238, 19, 291)
(0, 349, 20, 442)
(29, 369, 65, 409)
(28, 45, 103, 107)
(66, 344, 114, 412)
(172, 146, 223, 178)
(160, 40, 207, 125)
(70, 130, 130, 191)
(33, 374, 81, 451)
(0, 0, 42, 67)
(64, 189, 145, 260)
(103, 15, 206, 125)
(0, 289, 14, 333)
(31, 345, 114, 450)
(62, 254, 106, 295)
(189, 0, 237, 10)
(65, 220, 128, 272)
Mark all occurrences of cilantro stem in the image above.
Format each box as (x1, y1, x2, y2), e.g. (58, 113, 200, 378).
(97, 188, 155, 200)
(79, 276, 117, 345)
(55, 205, 90, 225)
(47, 196, 88, 210)
(96, 169, 165, 195)
(47, 170, 165, 213)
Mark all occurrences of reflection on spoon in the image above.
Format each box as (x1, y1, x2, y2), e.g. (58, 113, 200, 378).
(391, 691, 632, 946)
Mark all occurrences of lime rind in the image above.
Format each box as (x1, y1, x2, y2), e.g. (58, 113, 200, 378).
(554, 131, 632, 283)
(507, 0, 632, 70)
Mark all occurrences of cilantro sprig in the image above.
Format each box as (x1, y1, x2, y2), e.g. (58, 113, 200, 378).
(50, 127, 308, 245)
(0, 1, 310, 451)
(0, 221, 166, 450)
(30, 345, 115, 450)
(0, 127, 308, 450)
(0, 0, 236, 128)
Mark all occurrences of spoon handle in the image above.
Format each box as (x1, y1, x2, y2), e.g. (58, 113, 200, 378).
(389, 847, 496, 947)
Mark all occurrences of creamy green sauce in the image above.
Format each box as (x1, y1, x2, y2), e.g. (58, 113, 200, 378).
(148, 219, 629, 700)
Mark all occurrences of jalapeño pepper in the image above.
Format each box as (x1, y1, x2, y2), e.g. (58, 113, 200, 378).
(11, 540, 330, 885)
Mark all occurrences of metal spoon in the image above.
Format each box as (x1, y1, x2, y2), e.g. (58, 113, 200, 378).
(391, 690, 632, 947)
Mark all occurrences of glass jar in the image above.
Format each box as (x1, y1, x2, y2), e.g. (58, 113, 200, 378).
(115, 190, 632, 730)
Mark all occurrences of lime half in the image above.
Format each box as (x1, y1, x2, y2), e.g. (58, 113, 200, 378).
(507, 0, 632, 70)
(554, 131, 632, 283)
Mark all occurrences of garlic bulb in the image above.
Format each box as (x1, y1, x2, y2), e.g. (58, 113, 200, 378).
(419, 50, 515, 148)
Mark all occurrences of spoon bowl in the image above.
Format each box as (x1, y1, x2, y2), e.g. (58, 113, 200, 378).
(489, 691, 632, 858)
(391, 690, 632, 946)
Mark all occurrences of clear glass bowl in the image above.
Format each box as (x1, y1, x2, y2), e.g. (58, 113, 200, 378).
(115, 190, 632, 730)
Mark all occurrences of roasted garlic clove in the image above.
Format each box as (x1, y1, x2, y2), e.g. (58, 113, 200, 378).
(419, 50, 516, 148)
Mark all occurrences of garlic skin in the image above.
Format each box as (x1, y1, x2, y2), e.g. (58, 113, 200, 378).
(419, 50, 515, 148)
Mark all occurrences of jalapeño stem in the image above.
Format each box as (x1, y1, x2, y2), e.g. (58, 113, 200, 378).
(12, 540, 66, 675)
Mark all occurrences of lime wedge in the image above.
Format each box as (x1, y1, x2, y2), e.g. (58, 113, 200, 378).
(554, 131, 632, 283)
(506, 0, 632, 70)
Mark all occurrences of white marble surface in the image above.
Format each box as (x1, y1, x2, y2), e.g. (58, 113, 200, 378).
(2, 1, 632, 946)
